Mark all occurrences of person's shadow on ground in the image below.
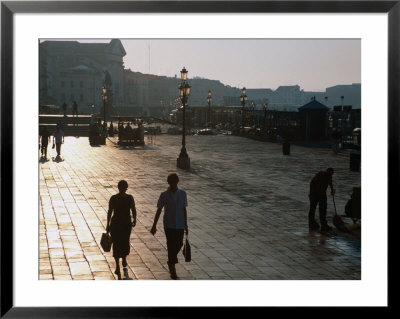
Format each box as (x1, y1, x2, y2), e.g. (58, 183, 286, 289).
(116, 145, 136, 151)
(122, 268, 133, 280)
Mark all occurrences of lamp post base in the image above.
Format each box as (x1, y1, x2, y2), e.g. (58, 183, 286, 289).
(99, 134, 106, 145)
(177, 156, 190, 169)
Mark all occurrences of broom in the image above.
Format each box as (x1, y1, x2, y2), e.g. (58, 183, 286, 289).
(332, 193, 350, 233)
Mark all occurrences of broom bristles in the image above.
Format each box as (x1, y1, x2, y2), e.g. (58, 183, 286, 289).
(333, 214, 345, 226)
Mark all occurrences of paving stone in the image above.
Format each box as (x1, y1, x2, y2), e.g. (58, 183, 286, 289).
(93, 272, 115, 280)
(52, 265, 71, 276)
(71, 274, 94, 280)
(54, 275, 73, 280)
(69, 261, 92, 275)
(88, 261, 111, 272)
(85, 254, 106, 262)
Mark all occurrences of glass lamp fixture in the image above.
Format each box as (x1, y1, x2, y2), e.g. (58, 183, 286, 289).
(180, 67, 188, 81)
(184, 83, 191, 96)
(178, 84, 185, 98)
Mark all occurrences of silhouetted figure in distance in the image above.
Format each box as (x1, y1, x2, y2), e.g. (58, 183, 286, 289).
(39, 126, 51, 159)
(62, 102, 67, 117)
(125, 123, 133, 139)
(72, 101, 78, 118)
(108, 122, 114, 137)
(308, 168, 335, 232)
(53, 125, 64, 159)
(331, 128, 342, 153)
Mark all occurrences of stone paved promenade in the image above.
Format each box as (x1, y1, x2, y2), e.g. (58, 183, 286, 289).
(39, 134, 361, 280)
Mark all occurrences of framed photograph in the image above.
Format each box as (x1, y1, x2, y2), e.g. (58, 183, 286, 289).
(1, 0, 396, 316)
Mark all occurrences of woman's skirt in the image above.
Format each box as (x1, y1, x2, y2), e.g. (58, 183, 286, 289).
(110, 220, 132, 258)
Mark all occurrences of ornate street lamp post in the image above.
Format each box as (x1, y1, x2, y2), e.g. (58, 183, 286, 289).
(263, 102, 268, 131)
(240, 87, 247, 130)
(102, 86, 107, 131)
(177, 67, 191, 169)
(206, 90, 212, 128)
(100, 86, 108, 145)
(250, 102, 255, 127)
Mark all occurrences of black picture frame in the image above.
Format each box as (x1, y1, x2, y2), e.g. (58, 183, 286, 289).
(1, 0, 395, 317)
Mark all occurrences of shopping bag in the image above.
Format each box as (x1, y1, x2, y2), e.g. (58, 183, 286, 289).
(182, 236, 191, 262)
(100, 233, 112, 252)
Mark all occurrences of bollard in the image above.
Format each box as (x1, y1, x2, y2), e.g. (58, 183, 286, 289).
(283, 140, 290, 155)
(350, 151, 361, 171)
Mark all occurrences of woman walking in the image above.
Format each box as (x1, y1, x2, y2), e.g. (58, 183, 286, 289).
(106, 180, 137, 278)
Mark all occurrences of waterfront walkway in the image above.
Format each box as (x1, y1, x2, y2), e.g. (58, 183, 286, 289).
(39, 134, 361, 280)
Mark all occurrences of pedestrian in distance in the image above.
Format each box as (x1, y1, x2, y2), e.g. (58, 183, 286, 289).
(62, 102, 67, 117)
(151, 173, 188, 279)
(308, 168, 335, 233)
(72, 101, 78, 118)
(106, 180, 137, 278)
(39, 126, 51, 159)
(139, 120, 145, 142)
(108, 122, 114, 137)
(53, 125, 65, 159)
(330, 128, 342, 153)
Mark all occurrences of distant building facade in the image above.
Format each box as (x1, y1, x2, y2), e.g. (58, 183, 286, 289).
(39, 39, 126, 114)
(39, 40, 361, 117)
(325, 83, 361, 109)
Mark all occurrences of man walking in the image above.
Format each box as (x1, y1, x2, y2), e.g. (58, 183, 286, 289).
(39, 126, 51, 159)
(53, 125, 65, 159)
(72, 101, 78, 127)
(151, 173, 188, 279)
(62, 102, 67, 117)
(72, 101, 78, 118)
(308, 168, 335, 232)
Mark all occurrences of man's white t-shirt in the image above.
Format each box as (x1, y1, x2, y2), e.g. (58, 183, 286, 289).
(157, 188, 187, 229)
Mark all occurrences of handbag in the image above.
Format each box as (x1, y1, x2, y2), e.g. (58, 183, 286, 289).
(182, 235, 191, 262)
(100, 232, 112, 252)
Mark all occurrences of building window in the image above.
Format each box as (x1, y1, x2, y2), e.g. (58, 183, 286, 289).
(80, 81, 84, 88)
(61, 81, 64, 88)
(70, 81, 74, 88)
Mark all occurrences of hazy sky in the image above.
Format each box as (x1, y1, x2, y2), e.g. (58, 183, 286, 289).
(53, 39, 361, 91)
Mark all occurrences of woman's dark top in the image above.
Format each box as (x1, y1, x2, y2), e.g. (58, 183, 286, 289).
(108, 193, 135, 258)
